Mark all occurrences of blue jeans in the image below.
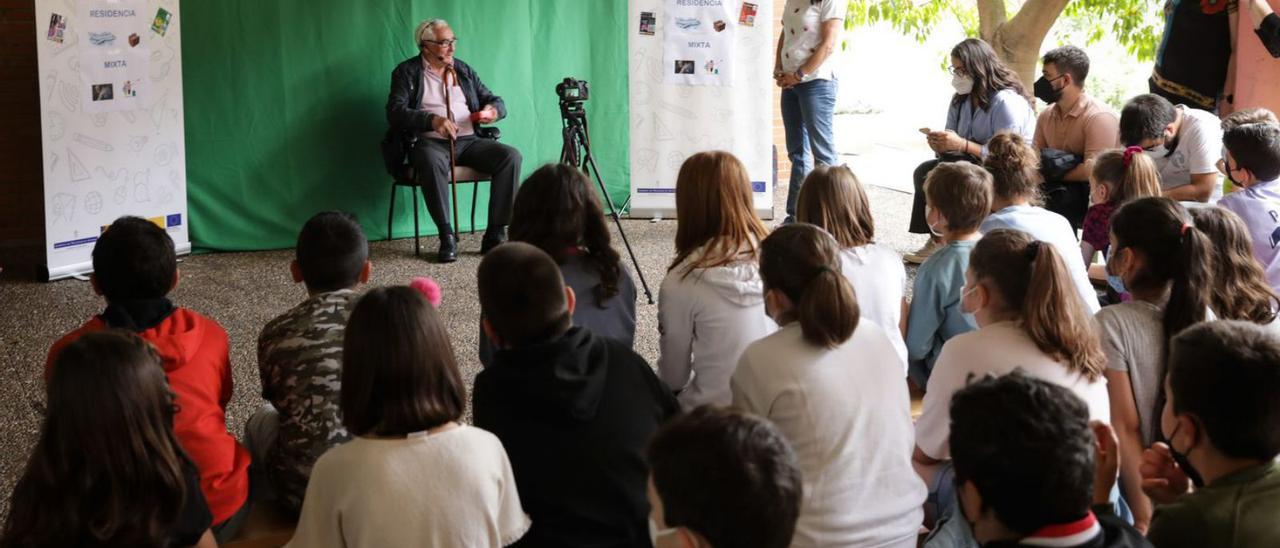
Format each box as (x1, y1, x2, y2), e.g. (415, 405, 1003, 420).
(781, 78, 838, 218)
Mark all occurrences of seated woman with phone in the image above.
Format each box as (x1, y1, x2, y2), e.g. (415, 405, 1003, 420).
(904, 38, 1035, 264)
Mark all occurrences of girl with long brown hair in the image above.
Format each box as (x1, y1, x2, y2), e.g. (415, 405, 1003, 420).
(913, 229, 1110, 498)
(731, 224, 925, 546)
(1096, 197, 1213, 532)
(1080, 147, 1162, 265)
(1189, 206, 1280, 325)
(2, 331, 215, 548)
(659, 151, 774, 410)
(796, 164, 908, 365)
(478, 164, 638, 366)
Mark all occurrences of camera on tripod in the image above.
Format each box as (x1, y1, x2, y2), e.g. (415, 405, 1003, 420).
(556, 77, 590, 103)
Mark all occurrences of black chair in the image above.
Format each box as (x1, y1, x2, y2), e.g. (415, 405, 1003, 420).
(386, 127, 500, 256)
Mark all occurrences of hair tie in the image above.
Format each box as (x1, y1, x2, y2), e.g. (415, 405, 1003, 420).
(1180, 223, 1192, 237)
(1026, 240, 1042, 261)
(1122, 145, 1144, 167)
(813, 264, 836, 278)
(409, 277, 442, 308)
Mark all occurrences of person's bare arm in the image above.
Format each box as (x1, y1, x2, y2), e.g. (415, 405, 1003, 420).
(1106, 370, 1154, 532)
(1162, 173, 1217, 202)
(797, 19, 842, 76)
(774, 29, 785, 75)
(1251, 0, 1277, 25)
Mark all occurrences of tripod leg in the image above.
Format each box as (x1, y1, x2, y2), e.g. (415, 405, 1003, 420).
(582, 149, 655, 305)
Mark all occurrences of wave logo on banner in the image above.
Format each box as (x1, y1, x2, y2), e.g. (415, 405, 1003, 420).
(664, 0, 735, 86)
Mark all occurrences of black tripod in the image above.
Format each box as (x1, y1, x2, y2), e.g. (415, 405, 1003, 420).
(559, 97, 654, 304)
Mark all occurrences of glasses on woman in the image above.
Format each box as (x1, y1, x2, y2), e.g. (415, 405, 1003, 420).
(947, 64, 968, 77)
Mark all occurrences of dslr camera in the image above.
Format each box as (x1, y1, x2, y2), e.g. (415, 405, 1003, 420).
(556, 77, 590, 103)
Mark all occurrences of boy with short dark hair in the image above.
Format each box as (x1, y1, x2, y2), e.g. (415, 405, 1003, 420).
(473, 242, 678, 548)
(1142, 320, 1280, 547)
(905, 162, 990, 386)
(646, 406, 804, 548)
(249, 211, 370, 514)
(1217, 122, 1280, 291)
(45, 216, 250, 542)
(938, 371, 1150, 547)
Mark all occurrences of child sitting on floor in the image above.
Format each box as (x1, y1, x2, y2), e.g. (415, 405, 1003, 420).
(1217, 122, 1280, 292)
(4, 331, 216, 547)
(658, 151, 775, 409)
(905, 162, 989, 387)
(733, 223, 925, 547)
(1142, 320, 1280, 547)
(795, 164, 909, 366)
(44, 216, 250, 541)
(250, 211, 369, 514)
(1187, 206, 1280, 329)
(647, 406, 804, 548)
(980, 131, 1100, 314)
(473, 242, 677, 547)
(288, 285, 530, 547)
(1080, 147, 1161, 266)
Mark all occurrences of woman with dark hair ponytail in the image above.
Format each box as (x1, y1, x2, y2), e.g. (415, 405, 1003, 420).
(913, 229, 1110, 486)
(480, 163, 637, 366)
(1096, 196, 1213, 532)
(2, 331, 215, 548)
(731, 224, 925, 547)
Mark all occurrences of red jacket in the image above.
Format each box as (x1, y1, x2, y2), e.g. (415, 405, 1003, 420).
(46, 308, 251, 524)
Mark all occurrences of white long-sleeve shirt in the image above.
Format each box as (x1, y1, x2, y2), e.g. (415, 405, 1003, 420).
(658, 252, 776, 410)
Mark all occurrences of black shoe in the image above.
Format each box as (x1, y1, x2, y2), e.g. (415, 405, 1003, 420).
(437, 234, 458, 263)
(480, 230, 506, 255)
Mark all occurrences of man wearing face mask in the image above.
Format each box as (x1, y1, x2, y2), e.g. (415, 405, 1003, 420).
(1032, 46, 1120, 230)
(933, 371, 1150, 548)
(1119, 94, 1224, 203)
(1141, 320, 1280, 548)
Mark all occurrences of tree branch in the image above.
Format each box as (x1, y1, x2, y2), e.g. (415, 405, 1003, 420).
(1003, 0, 1072, 44)
(976, 0, 1007, 43)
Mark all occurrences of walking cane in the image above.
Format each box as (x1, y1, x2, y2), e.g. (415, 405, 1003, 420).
(443, 63, 459, 241)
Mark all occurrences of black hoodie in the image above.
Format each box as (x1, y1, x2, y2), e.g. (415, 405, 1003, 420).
(473, 327, 679, 548)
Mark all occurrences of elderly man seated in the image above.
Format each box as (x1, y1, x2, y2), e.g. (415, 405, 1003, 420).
(385, 18, 522, 263)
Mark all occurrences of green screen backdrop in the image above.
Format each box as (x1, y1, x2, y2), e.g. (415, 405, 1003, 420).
(182, 1, 629, 251)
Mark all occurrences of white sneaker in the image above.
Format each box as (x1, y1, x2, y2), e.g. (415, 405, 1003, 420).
(904, 239, 942, 265)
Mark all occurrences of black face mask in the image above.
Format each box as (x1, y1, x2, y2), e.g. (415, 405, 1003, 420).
(1034, 75, 1064, 104)
(1166, 422, 1206, 488)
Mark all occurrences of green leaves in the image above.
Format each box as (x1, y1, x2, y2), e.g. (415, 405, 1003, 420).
(847, 0, 1162, 62)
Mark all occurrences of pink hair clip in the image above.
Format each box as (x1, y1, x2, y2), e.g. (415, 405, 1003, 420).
(409, 277, 442, 307)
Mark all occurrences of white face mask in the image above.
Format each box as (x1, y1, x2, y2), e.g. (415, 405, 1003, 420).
(951, 74, 974, 95)
(649, 518, 680, 546)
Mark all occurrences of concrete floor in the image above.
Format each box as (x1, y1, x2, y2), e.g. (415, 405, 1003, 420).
(0, 178, 926, 518)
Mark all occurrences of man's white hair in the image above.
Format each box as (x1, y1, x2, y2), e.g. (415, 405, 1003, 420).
(415, 18, 449, 47)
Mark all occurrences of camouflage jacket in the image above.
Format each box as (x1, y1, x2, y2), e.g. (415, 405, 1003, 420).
(257, 289, 357, 511)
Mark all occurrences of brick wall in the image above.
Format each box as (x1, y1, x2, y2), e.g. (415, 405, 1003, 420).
(0, 0, 45, 279)
(771, 0, 790, 186)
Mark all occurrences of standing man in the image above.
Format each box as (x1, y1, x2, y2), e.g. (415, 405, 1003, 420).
(776, 0, 846, 223)
(386, 18, 522, 263)
(1033, 46, 1120, 230)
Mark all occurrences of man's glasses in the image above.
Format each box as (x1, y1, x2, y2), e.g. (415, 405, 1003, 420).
(423, 38, 458, 48)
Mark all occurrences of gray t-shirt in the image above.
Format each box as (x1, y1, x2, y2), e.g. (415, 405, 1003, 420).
(1096, 301, 1166, 445)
